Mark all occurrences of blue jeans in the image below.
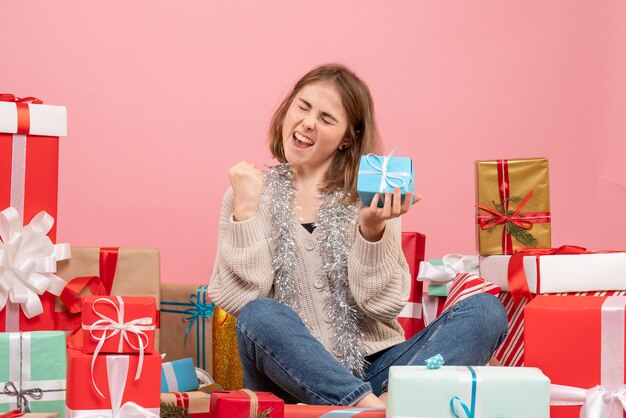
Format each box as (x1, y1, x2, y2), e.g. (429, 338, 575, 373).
(235, 293, 508, 406)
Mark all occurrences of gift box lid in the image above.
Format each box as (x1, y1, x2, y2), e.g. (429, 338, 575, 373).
(0, 101, 67, 137)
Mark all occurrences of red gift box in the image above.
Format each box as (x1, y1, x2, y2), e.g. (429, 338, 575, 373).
(284, 404, 384, 417)
(397, 232, 426, 339)
(210, 390, 284, 418)
(0, 96, 67, 333)
(82, 295, 157, 354)
(0, 95, 66, 242)
(525, 295, 626, 418)
(0, 209, 70, 332)
(442, 272, 501, 311)
(66, 347, 161, 415)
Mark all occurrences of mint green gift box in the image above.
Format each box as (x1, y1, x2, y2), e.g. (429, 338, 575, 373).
(387, 365, 550, 418)
(423, 259, 451, 297)
(0, 332, 66, 416)
(357, 154, 414, 208)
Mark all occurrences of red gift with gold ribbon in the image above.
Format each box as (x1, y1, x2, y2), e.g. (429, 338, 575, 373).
(54, 247, 161, 349)
(475, 158, 551, 255)
(209, 390, 284, 418)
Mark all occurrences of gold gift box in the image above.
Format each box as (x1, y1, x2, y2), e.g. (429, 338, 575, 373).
(212, 306, 243, 390)
(475, 158, 551, 255)
(160, 283, 213, 373)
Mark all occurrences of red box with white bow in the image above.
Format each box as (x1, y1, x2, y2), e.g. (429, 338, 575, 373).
(82, 295, 157, 354)
(525, 295, 626, 418)
(0, 95, 68, 333)
(66, 347, 161, 416)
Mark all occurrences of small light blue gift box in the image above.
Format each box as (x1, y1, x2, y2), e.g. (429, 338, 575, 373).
(161, 357, 199, 393)
(357, 153, 414, 208)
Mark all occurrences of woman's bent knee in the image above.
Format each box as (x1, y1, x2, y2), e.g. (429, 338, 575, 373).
(458, 293, 508, 344)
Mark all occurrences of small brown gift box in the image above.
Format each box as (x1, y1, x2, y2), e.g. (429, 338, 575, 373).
(54, 247, 161, 349)
(160, 283, 213, 373)
(475, 158, 551, 255)
(160, 391, 211, 417)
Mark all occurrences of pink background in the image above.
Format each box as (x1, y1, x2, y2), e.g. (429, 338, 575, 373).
(2, 1, 625, 283)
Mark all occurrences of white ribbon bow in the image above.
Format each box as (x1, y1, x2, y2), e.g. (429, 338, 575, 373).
(361, 147, 412, 194)
(83, 296, 155, 398)
(67, 356, 159, 418)
(551, 383, 626, 418)
(0, 207, 70, 319)
(417, 254, 480, 285)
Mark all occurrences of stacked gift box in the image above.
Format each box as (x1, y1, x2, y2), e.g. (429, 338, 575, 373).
(66, 295, 161, 416)
(409, 156, 626, 417)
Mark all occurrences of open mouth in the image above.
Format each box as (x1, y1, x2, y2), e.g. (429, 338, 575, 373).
(292, 131, 314, 149)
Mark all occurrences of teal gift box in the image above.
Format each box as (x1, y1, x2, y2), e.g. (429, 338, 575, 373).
(386, 365, 550, 418)
(161, 357, 199, 393)
(0, 332, 66, 416)
(357, 154, 414, 208)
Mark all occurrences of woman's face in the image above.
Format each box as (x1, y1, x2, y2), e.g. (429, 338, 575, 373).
(281, 81, 349, 174)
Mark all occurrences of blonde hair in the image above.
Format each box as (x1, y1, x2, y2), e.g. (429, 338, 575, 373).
(268, 64, 382, 202)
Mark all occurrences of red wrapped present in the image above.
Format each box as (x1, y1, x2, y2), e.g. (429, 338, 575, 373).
(0, 94, 66, 242)
(54, 247, 161, 351)
(284, 404, 384, 417)
(396, 232, 426, 339)
(82, 295, 157, 354)
(493, 290, 626, 367)
(0, 207, 70, 332)
(525, 295, 626, 418)
(0, 95, 67, 331)
(210, 390, 284, 418)
(66, 348, 161, 416)
(442, 272, 501, 311)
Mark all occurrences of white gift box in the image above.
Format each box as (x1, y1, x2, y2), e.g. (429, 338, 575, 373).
(479, 252, 626, 294)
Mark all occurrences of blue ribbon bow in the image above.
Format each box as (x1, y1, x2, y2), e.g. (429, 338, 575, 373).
(450, 366, 477, 418)
(161, 284, 215, 370)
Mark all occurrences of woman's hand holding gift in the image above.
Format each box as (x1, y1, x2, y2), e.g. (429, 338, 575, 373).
(359, 187, 422, 242)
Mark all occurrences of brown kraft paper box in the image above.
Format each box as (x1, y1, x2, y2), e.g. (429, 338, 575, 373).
(54, 247, 161, 349)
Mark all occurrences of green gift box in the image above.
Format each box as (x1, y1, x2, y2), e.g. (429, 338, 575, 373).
(422, 259, 451, 297)
(0, 332, 66, 416)
(387, 365, 550, 417)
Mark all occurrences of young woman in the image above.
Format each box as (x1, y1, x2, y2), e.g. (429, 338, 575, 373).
(208, 64, 507, 407)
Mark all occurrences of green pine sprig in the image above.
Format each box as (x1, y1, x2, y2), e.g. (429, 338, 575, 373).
(255, 407, 273, 418)
(160, 401, 190, 418)
(485, 196, 538, 248)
